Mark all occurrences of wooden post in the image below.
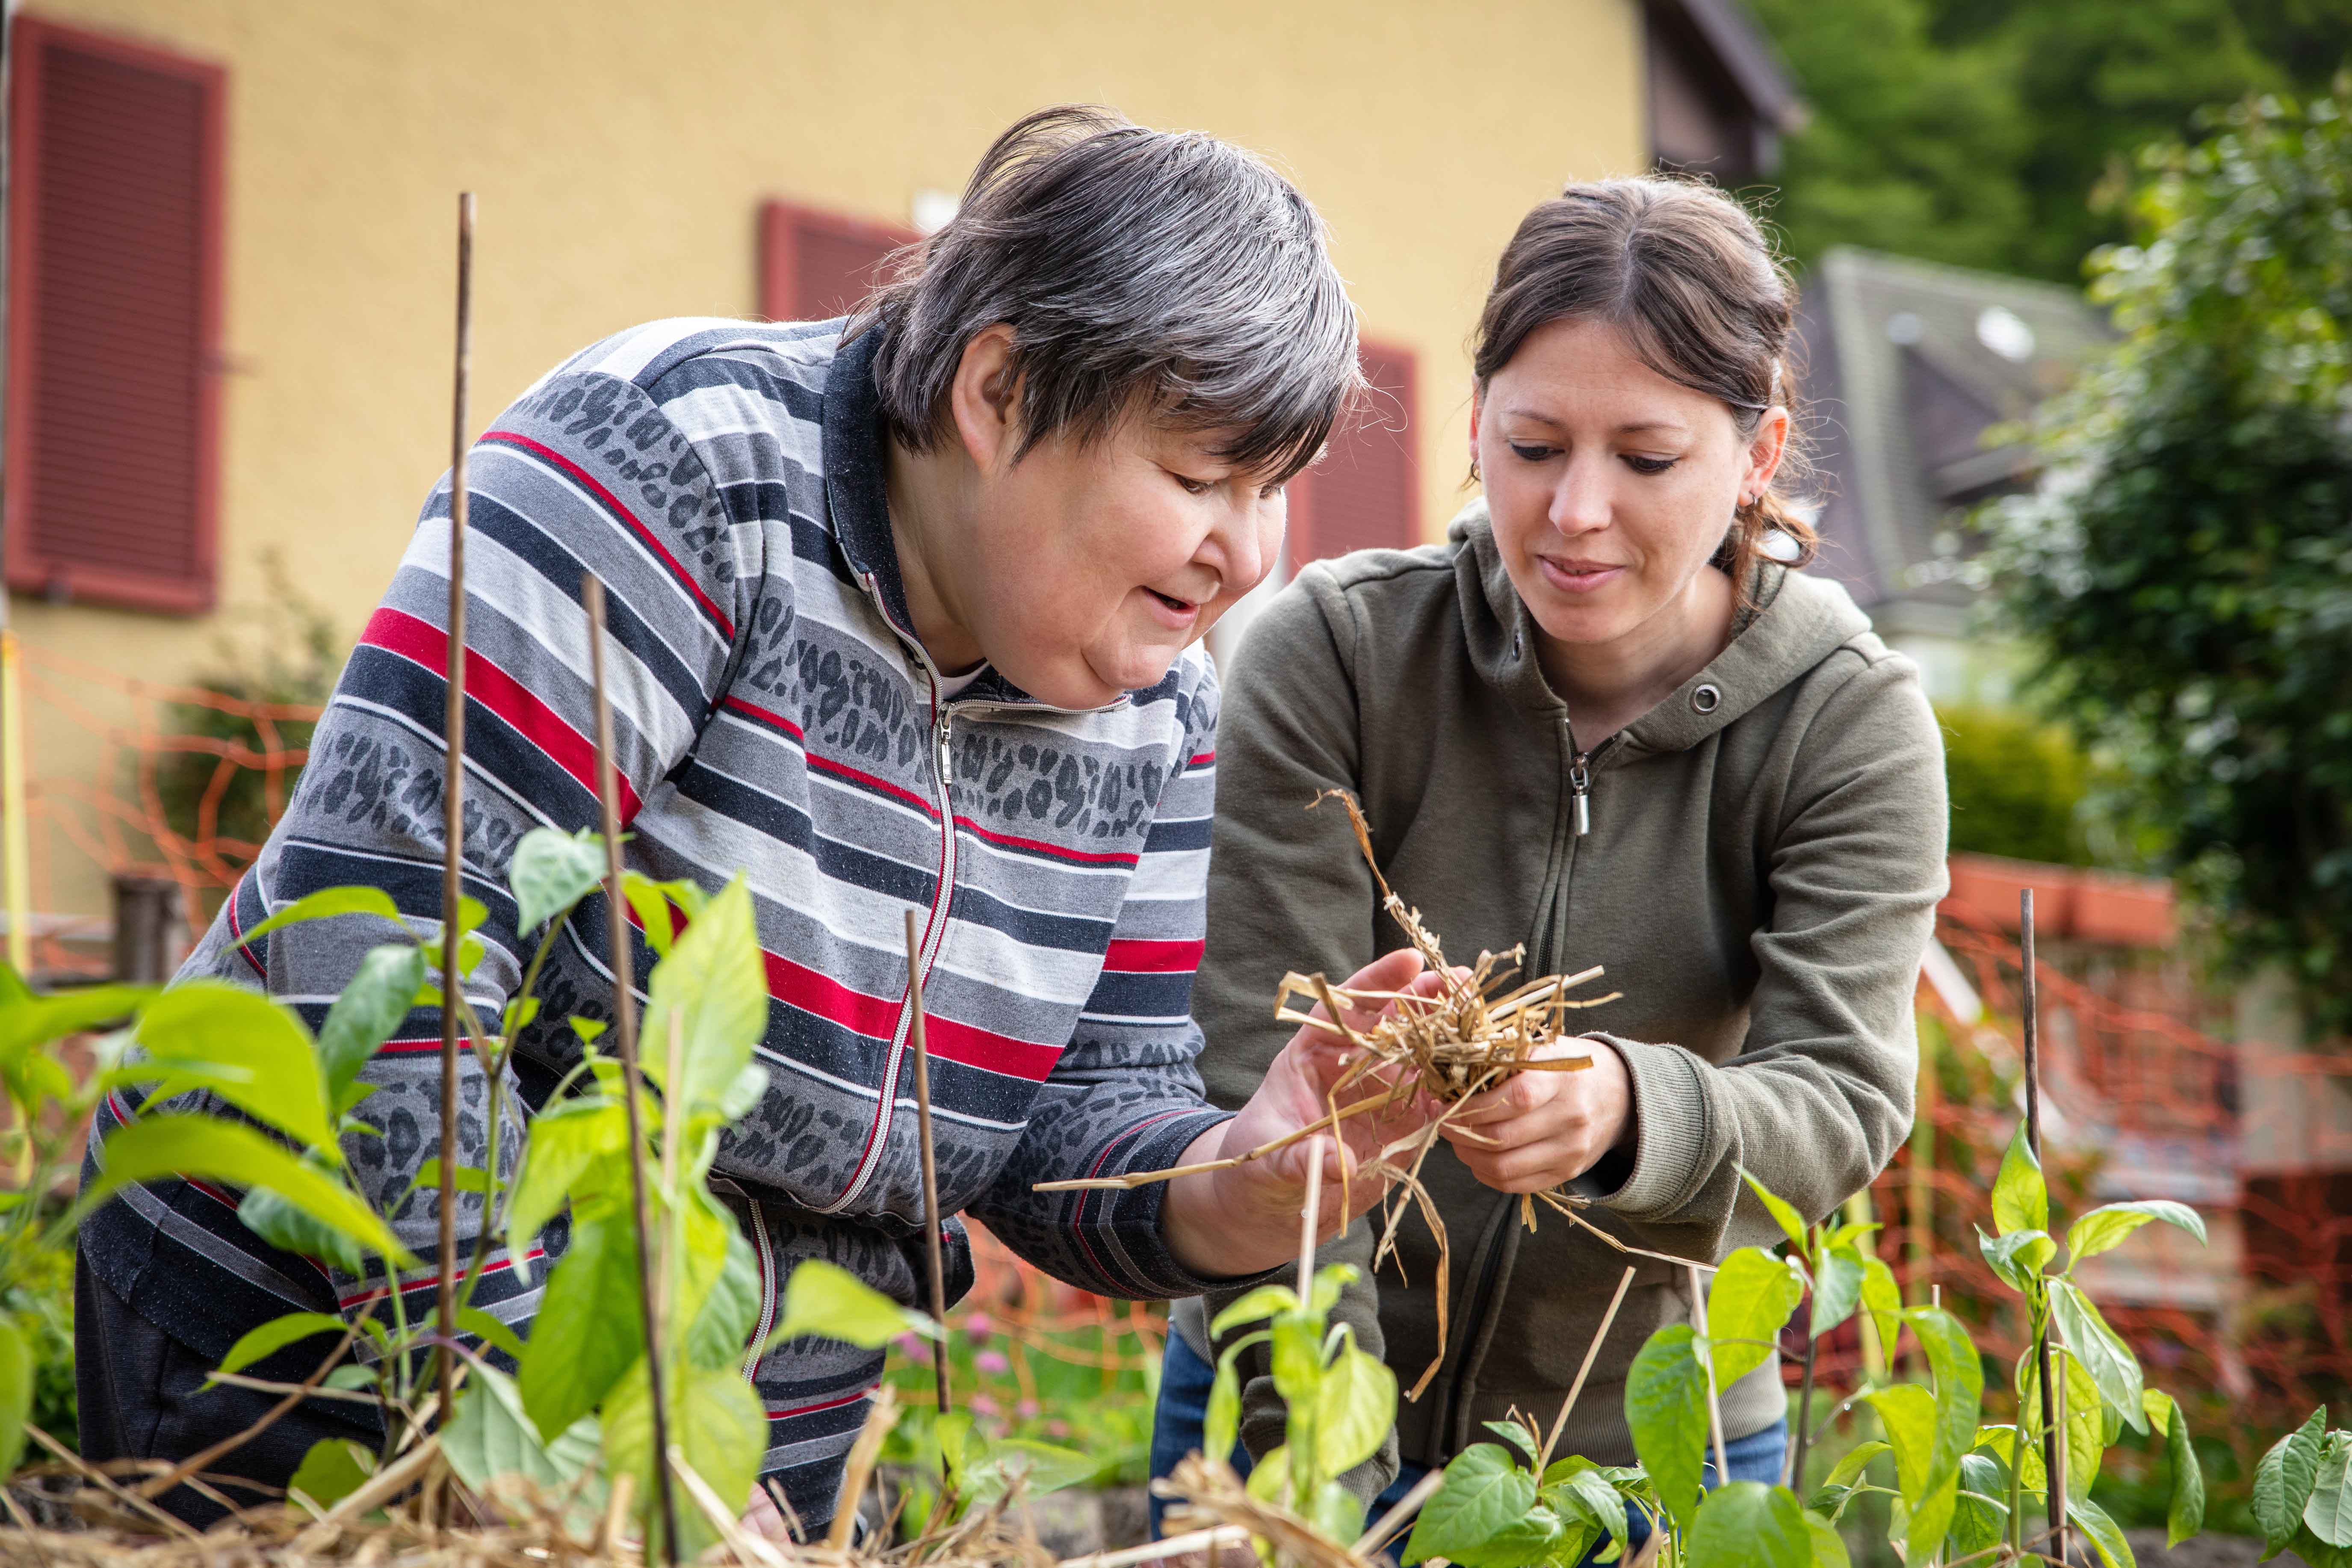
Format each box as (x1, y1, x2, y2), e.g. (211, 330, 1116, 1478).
(904, 908, 951, 1417)
(433, 190, 474, 1454)
(0, 4, 30, 983)
(2022, 890, 2065, 1564)
(585, 573, 680, 1565)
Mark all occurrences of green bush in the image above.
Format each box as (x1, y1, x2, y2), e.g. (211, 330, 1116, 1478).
(1938, 704, 2093, 867)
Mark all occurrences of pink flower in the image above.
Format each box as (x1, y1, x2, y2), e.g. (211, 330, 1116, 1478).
(1017, 1399, 1041, 1420)
(971, 1393, 1000, 1417)
(963, 1312, 994, 1341)
(975, 1349, 1011, 1376)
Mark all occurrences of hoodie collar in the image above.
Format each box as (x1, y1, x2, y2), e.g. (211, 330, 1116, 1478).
(1449, 497, 1872, 756)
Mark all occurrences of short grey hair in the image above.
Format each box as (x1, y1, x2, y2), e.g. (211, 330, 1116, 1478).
(854, 106, 1360, 482)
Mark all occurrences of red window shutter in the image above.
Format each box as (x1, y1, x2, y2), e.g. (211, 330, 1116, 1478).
(5, 19, 225, 615)
(757, 201, 919, 322)
(1290, 339, 1419, 566)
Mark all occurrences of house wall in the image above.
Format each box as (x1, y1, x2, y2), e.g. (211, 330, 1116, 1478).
(9, 0, 1649, 932)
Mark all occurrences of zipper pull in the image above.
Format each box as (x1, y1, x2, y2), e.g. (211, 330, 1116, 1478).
(1569, 756, 1592, 837)
(933, 707, 954, 794)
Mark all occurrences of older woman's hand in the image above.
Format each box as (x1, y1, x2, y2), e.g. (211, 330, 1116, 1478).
(1437, 1039, 1634, 1194)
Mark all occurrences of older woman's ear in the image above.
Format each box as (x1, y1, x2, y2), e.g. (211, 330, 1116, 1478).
(948, 323, 1023, 474)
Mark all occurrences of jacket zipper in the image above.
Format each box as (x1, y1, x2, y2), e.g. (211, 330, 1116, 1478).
(818, 682, 963, 1215)
(1432, 713, 1617, 1449)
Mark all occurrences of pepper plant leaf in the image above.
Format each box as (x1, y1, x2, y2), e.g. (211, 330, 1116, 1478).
(2067, 1494, 2139, 1568)
(78, 1113, 404, 1261)
(2050, 1281, 2147, 1433)
(1707, 1247, 1805, 1385)
(1908, 1305, 1987, 1560)
(287, 1438, 374, 1511)
(519, 1204, 645, 1441)
(505, 1098, 626, 1257)
(765, 1258, 937, 1352)
(2159, 1395, 2205, 1547)
(2306, 1431, 2352, 1549)
(603, 1357, 765, 1563)
(642, 876, 768, 1115)
(2253, 1409, 2327, 1553)
(2065, 1200, 2207, 1264)
(1812, 1246, 1866, 1339)
(0, 1315, 30, 1479)
(1978, 1227, 2056, 1293)
(316, 943, 428, 1109)
(1318, 1341, 1397, 1478)
(234, 886, 406, 948)
(1625, 1324, 1711, 1531)
(1805, 1508, 1852, 1568)
(1401, 1444, 1542, 1567)
(1686, 1481, 1810, 1568)
(1737, 1165, 1808, 1253)
(135, 982, 339, 1157)
(1991, 1122, 2048, 1236)
(509, 827, 609, 936)
(212, 1311, 349, 1382)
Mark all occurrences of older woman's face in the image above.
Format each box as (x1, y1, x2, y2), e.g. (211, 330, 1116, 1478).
(959, 416, 1284, 707)
(1474, 316, 1783, 656)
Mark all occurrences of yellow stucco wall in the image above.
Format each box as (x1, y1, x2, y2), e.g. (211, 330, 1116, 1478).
(10, 0, 1647, 935)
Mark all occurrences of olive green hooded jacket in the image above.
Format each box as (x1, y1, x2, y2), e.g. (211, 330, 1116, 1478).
(1172, 500, 1947, 1500)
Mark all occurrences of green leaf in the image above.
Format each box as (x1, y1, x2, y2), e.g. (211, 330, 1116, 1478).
(212, 1311, 349, 1381)
(519, 1205, 644, 1441)
(0, 983, 153, 1063)
(766, 1258, 937, 1352)
(2308, 1432, 2352, 1549)
(2068, 1494, 2139, 1568)
(2159, 1394, 2205, 1547)
(317, 944, 427, 1105)
(717, 1062, 770, 1123)
(1545, 1465, 1631, 1555)
(443, 1362, 595, 1503)
(1992, 1122, 2048, 1236)
(235, 886, 406, 948)
(1739, 1165, 1808, 1253)
(641, 877, 768, 1115)
(509, 827, 609, 936)
(603, 1358, 765, 1564)
(1814, 1441, 1892, 1505)
(1306, 1479, 1367, 1549)
(1402, 1444, 1544, 1568)
(506, 1100, 626, 1256)
(1948, 1453, 2009, 1560)
(2066, 1200, 2207, 1264)
(240, 1182, 370, 1275)
(965, 1437, 1104, 1508)
(81, 1113, 406, 1262)
(1907, 1305, 1986, 1559)
(1708, 1247, 1805, 1385)
(2254, 1410, 2328, 1554)
(1686, 1482, 1811, 1568)
(1625, 1323, 1711, 1530)
(2050, 1281, 2147, 1433)
(624, 877, 680, 960)
(1483, 1419, 1541, 1468)
(2020, 1346, 2107, 1500)
(404, 1158, 494, 1206)
(1209, 1284, 1299, 1337)
(134, 982, 338, 1155)
(1805, 1509, 1852, 1568)
(684, 1222, 762, 1373)
(1812, 1247, 1866, 1339)
(1865, 1385, 1938, 1504)
(1318, 1343, 1398, 1477)
(457, 1306, 527, 1365)
(287, 1437, 374, 1510)
(1974, 1425, 2045, 1494)
(1861, 1255, 1904, 1360)
(0, 1315, 29, 1478)
(1204, 1332, 1264, 1468)
(1979, 1227, 2057, 1293)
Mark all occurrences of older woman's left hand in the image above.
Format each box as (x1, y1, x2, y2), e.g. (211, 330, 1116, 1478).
(1437, 1039, 1635, 1193)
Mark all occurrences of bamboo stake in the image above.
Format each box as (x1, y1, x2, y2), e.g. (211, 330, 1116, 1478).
(585, 572, 680, 1566)
(1688, 1263, 1731, 1488)
(433, 189, 475, 1467)
(1537, 1264, 1637, 1474)
(905, 907, 952, 1418)
(2022, 889, 2064, 1566)
(1299, 1135, 1326, 1299)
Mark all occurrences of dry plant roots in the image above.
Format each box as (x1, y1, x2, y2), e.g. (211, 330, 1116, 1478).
(1038, 791, 1709, 1400)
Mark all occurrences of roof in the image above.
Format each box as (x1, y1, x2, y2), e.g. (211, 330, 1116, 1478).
(1655, 0, 1806, 135)
(1797, 247, 2113, 622)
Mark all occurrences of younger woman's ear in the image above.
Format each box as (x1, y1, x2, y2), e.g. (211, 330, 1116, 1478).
(949, 323, 1023, 472)
(1745, 405, 1791, 496)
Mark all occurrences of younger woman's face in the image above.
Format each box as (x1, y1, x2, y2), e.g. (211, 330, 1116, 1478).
(1472, 317, 1785, 656)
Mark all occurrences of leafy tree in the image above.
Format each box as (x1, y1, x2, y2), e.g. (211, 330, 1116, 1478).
(1983, 83, 2352, 1035)
(1749, 0, 2352, 283)
(1938, 704, 2094, 868)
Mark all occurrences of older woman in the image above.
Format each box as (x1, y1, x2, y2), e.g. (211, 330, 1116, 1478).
(1155, 176, 1948, 1538)
(76, 106, 1434, 1530)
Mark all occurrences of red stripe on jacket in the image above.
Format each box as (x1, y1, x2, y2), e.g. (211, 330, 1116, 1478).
(360, 606, 641, 821)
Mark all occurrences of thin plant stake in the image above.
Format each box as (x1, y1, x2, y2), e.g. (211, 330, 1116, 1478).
(904, 907, 952, 1417)
(1299, 1135, 1326, 1299)
(1688, 1263, 1731, 1488)
(1536, 1264, 1636, 1474)
(2022, 889, 2065, 1565)
(434, 189, 475, 1458)
(585, 572, 680, 1566)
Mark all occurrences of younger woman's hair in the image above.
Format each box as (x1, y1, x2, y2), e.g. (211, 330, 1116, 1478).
(1471, 176, 1816, 588)
(857, 106, 1360, 484)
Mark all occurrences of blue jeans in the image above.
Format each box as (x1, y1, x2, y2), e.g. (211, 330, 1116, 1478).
(1149, 1332, 1787, 1564)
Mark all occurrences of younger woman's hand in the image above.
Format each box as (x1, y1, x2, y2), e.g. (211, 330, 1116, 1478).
(1437, 1039, 1634, 1193)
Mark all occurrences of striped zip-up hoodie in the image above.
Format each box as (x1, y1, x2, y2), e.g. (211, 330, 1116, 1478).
(79, 318, 1245, 1520)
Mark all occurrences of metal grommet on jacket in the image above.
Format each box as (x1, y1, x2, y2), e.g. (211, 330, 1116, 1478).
(1692, 683, 1722, 714)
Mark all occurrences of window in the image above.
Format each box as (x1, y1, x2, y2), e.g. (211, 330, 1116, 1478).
(1289, 339, 1418, 565)
(758, 200, 918, 322)
(6, 18, 225, 614)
